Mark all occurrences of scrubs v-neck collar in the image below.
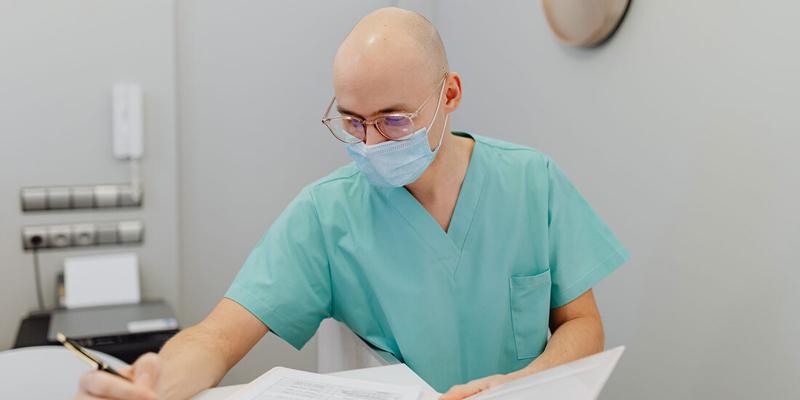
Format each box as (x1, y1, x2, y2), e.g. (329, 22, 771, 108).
(377, 132, 486, 274)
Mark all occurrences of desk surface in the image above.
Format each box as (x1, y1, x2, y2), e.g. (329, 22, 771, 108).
(192, 364, 439, 400)
(0, 346, 128, 399)
(0, 346, 437, 399)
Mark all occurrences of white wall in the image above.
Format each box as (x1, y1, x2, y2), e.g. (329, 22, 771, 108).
(434, 0, 800, 398)
(0, 1, 179, 349)
(3, 1, 798, 397)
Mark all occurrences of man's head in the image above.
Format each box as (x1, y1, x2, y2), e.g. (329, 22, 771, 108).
(332, 7, 461, 147)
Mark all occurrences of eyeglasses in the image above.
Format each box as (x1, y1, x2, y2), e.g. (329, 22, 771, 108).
(321, 74, 448, 144)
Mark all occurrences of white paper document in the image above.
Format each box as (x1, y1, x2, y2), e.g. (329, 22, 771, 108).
(224, 367, 422, 400)
(64, 252, 141, 308)
(469, 346, 625, 400)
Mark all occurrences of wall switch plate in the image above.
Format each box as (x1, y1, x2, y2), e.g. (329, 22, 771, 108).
(95, 222, 119, 245)
(20, 184, 142, 211)
(94, 185, 119, 207)
(71, 186, 95, 208)
(118, 185, 143, 207)
(47, 187, 71, 209)
(20, 188, 48, 211)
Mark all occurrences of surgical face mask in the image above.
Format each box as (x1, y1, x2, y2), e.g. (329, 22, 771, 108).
(346, 112, 448, 188)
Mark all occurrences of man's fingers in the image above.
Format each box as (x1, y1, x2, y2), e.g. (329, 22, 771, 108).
(80, 371, 157, 400)
(118, 366, 134, 380)
(131, 353, 161, 390)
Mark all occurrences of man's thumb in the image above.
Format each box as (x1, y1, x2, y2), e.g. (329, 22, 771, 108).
(132, 353, 161, 390)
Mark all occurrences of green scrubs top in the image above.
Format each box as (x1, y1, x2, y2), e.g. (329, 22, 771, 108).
(225, 132, 628, 393)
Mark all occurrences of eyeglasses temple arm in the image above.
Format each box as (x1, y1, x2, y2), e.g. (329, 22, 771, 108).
(322, 96, 336, 122)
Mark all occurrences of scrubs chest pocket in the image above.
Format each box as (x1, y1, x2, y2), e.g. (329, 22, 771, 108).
(509, 270, 552, 359)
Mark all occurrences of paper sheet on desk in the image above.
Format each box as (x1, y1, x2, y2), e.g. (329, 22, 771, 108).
(224, 367, 423, 400)
(223, 347, 623, 400)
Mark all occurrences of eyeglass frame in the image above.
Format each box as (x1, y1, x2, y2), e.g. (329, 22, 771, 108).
(321, 73, 449, 144)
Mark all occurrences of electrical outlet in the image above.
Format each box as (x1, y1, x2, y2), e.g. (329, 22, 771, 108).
(22, 226, 48, 250)
(72, 224, 96, 246)
(47, 225, 72, 248)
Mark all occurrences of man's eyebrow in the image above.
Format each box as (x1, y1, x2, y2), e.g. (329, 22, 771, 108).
(336, 104, 413, 119)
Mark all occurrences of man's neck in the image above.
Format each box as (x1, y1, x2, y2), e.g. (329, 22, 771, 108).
(405, 131, 474, 207)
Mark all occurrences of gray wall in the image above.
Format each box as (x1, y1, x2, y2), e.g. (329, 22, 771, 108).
(0, 1, 179, 349)
(435, 0, 800, 399)
(175, 0, 390, 385)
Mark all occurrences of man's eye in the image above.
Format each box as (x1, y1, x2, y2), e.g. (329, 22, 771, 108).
(346, 119, 364, 129)
(382, 116, 409, 126)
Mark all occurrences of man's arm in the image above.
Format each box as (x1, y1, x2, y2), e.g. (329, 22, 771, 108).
(156, 298, 269, 399)
(518, 288, 605, 375)
(76, 298, 268, 400)
(440, 289, 604, 400)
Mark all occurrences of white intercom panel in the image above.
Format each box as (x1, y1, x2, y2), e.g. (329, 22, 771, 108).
(112, 82, 143, 160)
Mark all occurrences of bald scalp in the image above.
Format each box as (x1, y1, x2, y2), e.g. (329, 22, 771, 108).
(334, 7, 448, 87)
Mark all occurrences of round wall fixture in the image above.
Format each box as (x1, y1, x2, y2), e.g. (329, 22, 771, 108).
(542, 0, 631, 47)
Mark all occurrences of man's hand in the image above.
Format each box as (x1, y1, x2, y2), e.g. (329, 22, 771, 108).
(439, 373, 518, 399)
(75, 353, 161, 400)
(73, 299, 269, 400)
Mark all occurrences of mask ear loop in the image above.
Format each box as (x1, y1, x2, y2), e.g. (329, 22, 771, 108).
(428, 76, 450, 153)
(431, 114, 449, 152)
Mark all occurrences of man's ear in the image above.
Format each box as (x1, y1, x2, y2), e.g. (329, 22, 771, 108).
(444, 72, 463, 111)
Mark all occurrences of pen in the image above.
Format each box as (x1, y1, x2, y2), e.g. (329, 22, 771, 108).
(56, 332, 131, 381)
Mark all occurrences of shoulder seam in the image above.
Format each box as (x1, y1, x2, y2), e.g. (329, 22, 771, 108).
(310, 166, 360, 188)
(476, 136, 545, 155)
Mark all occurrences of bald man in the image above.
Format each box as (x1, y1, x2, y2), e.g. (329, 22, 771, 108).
(75, 7, 627, 400)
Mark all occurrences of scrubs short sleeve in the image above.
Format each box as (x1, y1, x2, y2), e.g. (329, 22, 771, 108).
(225, 187, 331, 350)
(546, 158, 629, 307)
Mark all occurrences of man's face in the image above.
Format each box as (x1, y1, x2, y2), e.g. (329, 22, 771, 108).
(332, 65, 448, 148)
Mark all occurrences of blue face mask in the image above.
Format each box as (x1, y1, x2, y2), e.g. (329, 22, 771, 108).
(346, 113, 448, 187)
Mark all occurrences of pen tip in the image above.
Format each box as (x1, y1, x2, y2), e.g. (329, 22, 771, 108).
(56, 332, 65, 342)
